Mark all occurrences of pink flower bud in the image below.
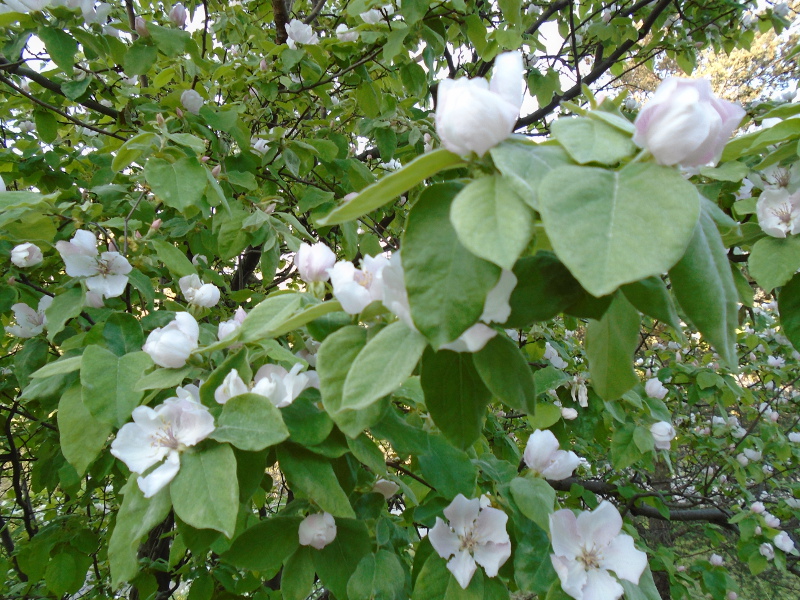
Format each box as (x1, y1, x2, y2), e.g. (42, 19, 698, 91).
(260, 58, 268, 71)
(169, 2, 187, 27)
(156, 113, 165, 127)
(200, 156, 210, 163)
(633, 78, 745, 167)
(150, 219, 162, 231)
(176, 107, 184, 118)
(211, 165, 221, 177)
(134, 16, 149, 37)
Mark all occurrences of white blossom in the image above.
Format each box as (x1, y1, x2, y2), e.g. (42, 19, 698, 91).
(750, 501, 765, 514)
(767, 355, 786, 368)
(550, 501, 648, 600)
(109, 390, 215, 497)
(328, 254, 389, 314)
(335, 23, 358, 42)
(214, 368, 249, 404)
(55, 230, 132, 298)
(429, 494, 511, 589)
(755, 188, 800, 238)
(10, 243, 43, 268)
(774, 531, 795, 553)
(218, 307, 246, 341)
(523, 429, 581, 480)
(788, 432, 800, 443)
(251, 363, 319, 408)
(760, 543, 775, 560)
(169, 2, 186, 27)
(435, 51, 523, 157)
(285, 19, 319, 49)
(544, 342, 568, 369)
(764, 513, 781, 528)
(373, 478, 400, 499)
(5, 296, 52, 338)
(360, 4, 394, 23)
(180, 89, 204, 115)
(299, 512, 337, 549)
(571, 377, 589, 408)
(142, 312, 199, 368)
(295, 242, 336, 283)
(561, 407, 579, 420)
(644, 377, 668, 400)
(650, 421, 676, 450)
(709, 554, 724, 566)
(179, 274, 220, 308)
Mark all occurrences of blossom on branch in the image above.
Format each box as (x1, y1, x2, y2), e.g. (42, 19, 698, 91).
(110, 387, 215, 497)
(10, 242, 43, 268)
(285, 19, 318, 49)
(550, 501, 648, 600)
(523, 429, 581, 480)
(5, 296, 52, 338)
(55, 230, 132, 299)
(179, 274, 221, 308)
(429, 494, 511, 589)
(143, 312, 199, 368)
(299, 512, 337, 549)
(328, 254, 389, 314)
(295, 242, 336, 283)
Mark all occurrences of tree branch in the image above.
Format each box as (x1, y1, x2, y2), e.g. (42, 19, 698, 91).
(303, 0, 327, 24)
(273, 0, 289, 45)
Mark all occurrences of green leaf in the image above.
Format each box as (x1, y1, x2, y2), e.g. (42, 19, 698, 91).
(318, 149, 465, 226)
(498, 0, 521, 27)
(39, 26, 77, 73)
(123, 41, 158, 76)
(277, 444, 355, 517)
(144, 156, 207, 213)
(58, 384, 112, 476)
(474, 335, 537, 414)
(418, 435, 477, 499)
(779, 273, 800, 352)
(135, 366, 193, 391)
(61, 77, 91, 100)
(619, 566, 663, 600)
(450, 175, 533, 270)
(112, 132, 158, 172)
(268, 300, 343, 338)
(342, 321, 427, 411)
(166, 132, 206, 155)
(313, 519, 372, 600)
(621, 276, 682, 332)
(35, 110, 59, 143)
(421, 348, 491, 450)
(610, 425, 642, 469)
(45, 287, 84, 342)
(585, 294, 640, 401)
(404, 183, 501, 347)
(551, 116, 637, 165)
(81, 346, 151, 427)
(103, 312, 145, 356)
(318, 326, 386, 437)
(240, 293, 304, 342)
(510, 476, 555, 531)
(171, 444, 239, 537)
(670, 208, 739, 368)
(412, 552, 484, 599)
(748, 235, 800, 291)
(376, 127, 398, 161)
(150, 240, 197, 278)
(147, 23, 190, 56)
(489, 141, 571, 210)
(539, 163, 700, 297)
(529, 402, 562, 430)
(221, 516, 301, 572)
(109, 477, 172, 587)
(45, 553, 77, 596)
(283, 546, 317, 600)
(507, 252, 585, 327)
(282, 393, 335, 446)
(347, 550, 407, 600)
(210, 393, 290, 451)
(30, 355, 82, 378)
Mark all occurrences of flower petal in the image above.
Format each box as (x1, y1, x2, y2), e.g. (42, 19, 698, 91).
(473, 506, 510, 545)
(429, 517, 460, 560)
(110, 421, 169, 474)
(472, 540, 511, 577)
(576, 501, 622, 550)
(601, 533, 647, 584)
(549, 508, 582, 559)
(447, 549, 478, 590)
(582, 567, 625, 600)
(137, 451, 181, 498)
(86, 273, 129, 298)
(443, 494, 481, 537)
(551, 554, 588, 600)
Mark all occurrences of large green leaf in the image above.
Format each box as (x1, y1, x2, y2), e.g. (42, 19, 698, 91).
(210, 393, 290, 451)
(240, 293, 304, 342)
(38, 26, 77, 73)
(778, 273, 800, 352)
(403, 183, 501, 347)
(490, 141, 571, 210)
(102, 313, 145, 356)
(421, 348, 491, 450)
(170, 444, 239, 538)
(313, 518, 372, 600)
(58, 384, 112, 476)
(585, 294, 640, 401)
(509, 476, 556, 532)
(621, 276, 682, 332)
(341, 321, 427, 412)
(670, 208, 738, 368)
(277, 444, 355, 517)
(418, 436, 477, 499)
(474, 335, 537, 414)
(748, 235, 800, 291)
(45, 287, 84, 342)
(282, 546, 317, 600)
(551, 116, 637, 165)
(221, 516, 301, 573)
(450, 175, 534, 270)
(347, 551, 408, 600)
(108, 477, 172, 587)
(317, 149, 465, 226)
(144, 156, 207, 213)
(538, 163, 699, 297)
(151, 239, 195, 277)
(80, 346, 151, 427)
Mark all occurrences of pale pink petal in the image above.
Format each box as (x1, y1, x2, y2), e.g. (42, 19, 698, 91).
(472, 506, 510, 545)
(86, 273, 129, 298)
(443, 494, 480, 537)
(447, 549, 477, 589)
(576, 501, 622, 549)
(110, 421, 169, 473)
(541, 450, 581, 481)
(489, 52, 523, 110)
(583, 567, 625, 600)
(551, 554, 588, 600)
(137, 451, 181, 498)
(549, 509, 582, 559)
(429, 517, 460, 559)
(524, 429, 560, 472)
(472, 540, 511, 577)
(601, 533, 647, 584)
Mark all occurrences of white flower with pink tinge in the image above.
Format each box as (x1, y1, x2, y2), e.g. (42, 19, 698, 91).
(549, 501, 648, 600)
(109, 387, 215, 498)
(299, 512, 336, 549)
(523, 429, 581, 480)
(214, 364, 319, 408)
(328, 254, 390, 314)
(56, 230, 132, 298)
(429, 494, 511, 589)
(5, 296, 52, 338)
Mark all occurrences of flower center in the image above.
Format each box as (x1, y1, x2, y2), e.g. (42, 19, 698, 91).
(96, 257, 113, 276)
(774, 168, 791, 188)
(458, 531, 478, 553)
(154, 426, 182, 450)
(355, 270, 373, 289)
(770, 203, 795, 226)
(578, 545, 601, 569)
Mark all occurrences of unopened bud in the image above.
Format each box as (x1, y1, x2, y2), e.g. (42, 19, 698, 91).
(135, 16, 149, 37)
(260, 58, 268, 72)
(211, 165, 221, 177)
(134, 231, 142, 239)
(108, 240, 118, 252)
(150, 218, 162, 231)
(176, 107, 184, 118)
(169, 2, 187, 27)
(249, 87, 257, 98)
(7, 276, 15, 285)
(366, 154, 372, 160)
(200, 156, 210, 163)
(156, 113, 165, 127)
